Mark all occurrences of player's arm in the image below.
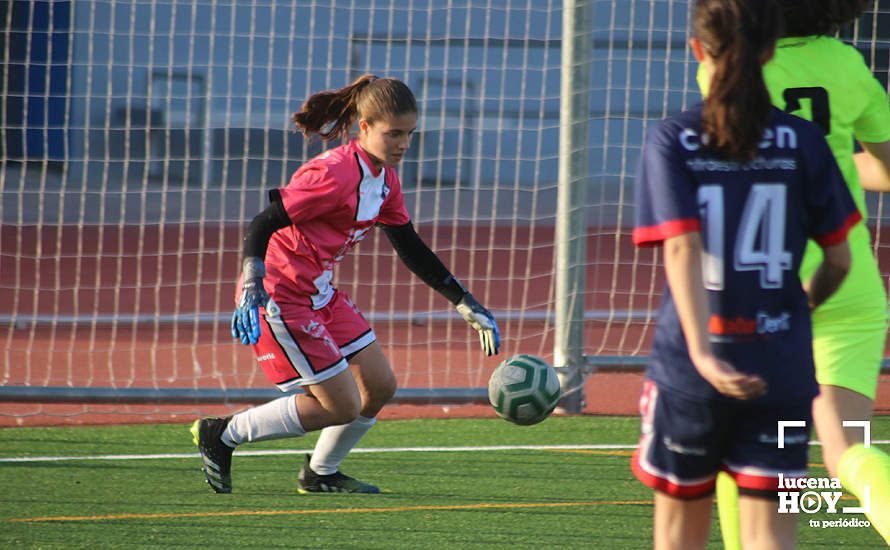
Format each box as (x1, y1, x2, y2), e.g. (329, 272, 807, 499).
(231, 195, 291, 345)
(662, 232, 766, 400)
(381, 221, 499, 356)
(803, 127, 857, 307)
(805, 241, 852, 310)
(855, 140, 890, 192)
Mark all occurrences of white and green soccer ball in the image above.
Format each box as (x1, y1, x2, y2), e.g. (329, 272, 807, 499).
(488, 354, 561, 426)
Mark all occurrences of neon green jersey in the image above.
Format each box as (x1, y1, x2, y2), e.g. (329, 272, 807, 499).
(764, 36, 890, 216)
(697, 36, 890, 313)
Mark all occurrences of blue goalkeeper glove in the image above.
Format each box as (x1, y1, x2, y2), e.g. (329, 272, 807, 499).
(231, 257, 279, 345)
(456, 293, 500, 356)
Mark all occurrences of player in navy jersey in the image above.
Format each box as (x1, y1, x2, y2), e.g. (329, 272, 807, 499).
(706, 2, 890, 546)
(190, 75, 500, 494)
(631, 1, 856, 547)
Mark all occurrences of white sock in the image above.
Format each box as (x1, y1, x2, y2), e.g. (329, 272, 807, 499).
(221, 395, 305, 446)
(310, 415, 377, 475)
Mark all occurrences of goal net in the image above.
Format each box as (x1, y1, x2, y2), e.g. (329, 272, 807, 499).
(2, 1, 888, 424)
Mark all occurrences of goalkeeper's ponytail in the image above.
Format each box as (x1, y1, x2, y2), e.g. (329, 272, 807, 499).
(291, 74, 417, 142)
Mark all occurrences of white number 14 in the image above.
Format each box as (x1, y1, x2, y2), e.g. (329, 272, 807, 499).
(698, 183, 792, 290)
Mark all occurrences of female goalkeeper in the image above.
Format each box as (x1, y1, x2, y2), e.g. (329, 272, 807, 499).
(633, 0, 857, 547)
(191, 74, 500, 494)
(706, 1, 890, 545)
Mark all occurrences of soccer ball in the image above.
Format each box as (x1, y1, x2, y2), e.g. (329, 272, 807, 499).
(488, 354, 561, 425)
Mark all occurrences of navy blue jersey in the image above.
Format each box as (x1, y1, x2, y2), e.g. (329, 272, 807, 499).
(633, 104, 861, 405)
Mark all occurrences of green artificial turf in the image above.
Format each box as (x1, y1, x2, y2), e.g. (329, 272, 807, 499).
(0, 416, 886, 549)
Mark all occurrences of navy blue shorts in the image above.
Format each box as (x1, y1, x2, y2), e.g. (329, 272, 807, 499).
(631, 379, 813, 499)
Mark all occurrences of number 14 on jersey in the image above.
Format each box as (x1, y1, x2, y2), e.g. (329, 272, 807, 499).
(698, 183, 793, 291)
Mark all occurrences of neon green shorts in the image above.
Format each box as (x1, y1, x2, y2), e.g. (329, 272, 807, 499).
(812, 307, 887, 400)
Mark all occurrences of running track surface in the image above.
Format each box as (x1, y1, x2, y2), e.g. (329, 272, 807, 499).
(4, 223, 890, 426)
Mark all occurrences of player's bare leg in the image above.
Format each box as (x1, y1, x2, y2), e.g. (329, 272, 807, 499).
(739, 495, 796, 550)
(653, 492, 712, 550)
(299, 342, 395, 493)
(297, 369, 362, 431)
(349, 341, 398, 417)
(816, 384, 890, 542)
(812, 384, 873, 478)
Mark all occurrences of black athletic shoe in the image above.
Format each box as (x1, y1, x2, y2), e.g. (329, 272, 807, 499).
(297, 453, 380, 494)
(190, 417, 234, 494)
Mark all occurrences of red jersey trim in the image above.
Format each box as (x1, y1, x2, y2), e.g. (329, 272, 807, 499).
(812, 211, 862, 247)
(632, 218, 701, 247)
(631, 449, 716, 499)
(723, 468, 805, 492)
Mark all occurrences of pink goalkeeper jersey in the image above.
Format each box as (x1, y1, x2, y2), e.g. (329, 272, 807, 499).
(263, 139, 411, 309)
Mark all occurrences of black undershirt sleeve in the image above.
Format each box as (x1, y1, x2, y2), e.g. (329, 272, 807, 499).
(242, 190, 292, 259)
(381, 221, 468, 305)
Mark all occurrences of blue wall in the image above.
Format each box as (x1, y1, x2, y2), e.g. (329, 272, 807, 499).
(4, 1, 70, 161)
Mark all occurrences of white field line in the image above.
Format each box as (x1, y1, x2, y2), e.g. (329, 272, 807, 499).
(2, 440, 889, 464)
(0, 444, 636, 463)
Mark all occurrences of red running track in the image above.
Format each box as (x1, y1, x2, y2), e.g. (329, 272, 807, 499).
(3, 223, 889, 426)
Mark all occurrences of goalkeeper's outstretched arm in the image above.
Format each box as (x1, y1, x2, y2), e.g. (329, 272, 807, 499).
(231, 194, 291, 345)
(382, 221, 500, 356)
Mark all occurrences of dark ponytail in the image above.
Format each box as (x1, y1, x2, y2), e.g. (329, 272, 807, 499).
(291, 74, 376, 142)
(695, 0, 782, 161)
(291, 74, 418, 142)
(779, 0, 871, 37)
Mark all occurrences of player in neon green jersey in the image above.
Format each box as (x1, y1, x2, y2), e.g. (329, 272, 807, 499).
(699, 1, 890, 546)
